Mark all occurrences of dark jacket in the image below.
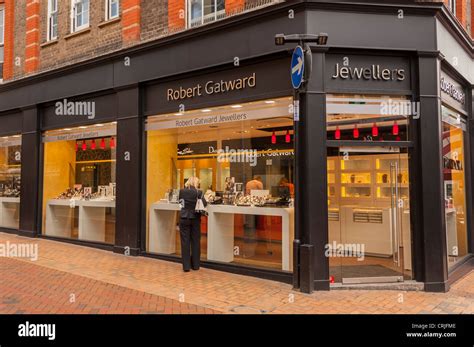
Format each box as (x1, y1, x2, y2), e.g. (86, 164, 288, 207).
(179, 187, 207, 219)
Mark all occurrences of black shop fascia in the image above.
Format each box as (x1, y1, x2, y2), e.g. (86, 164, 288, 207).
(166, 73, 256, 101)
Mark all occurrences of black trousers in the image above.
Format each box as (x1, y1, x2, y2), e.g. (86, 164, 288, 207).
(179, 218, 201, 271)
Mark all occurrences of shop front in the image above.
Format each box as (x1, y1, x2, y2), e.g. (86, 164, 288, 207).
(38, 94, 118, 247)
(439, 70, 470, 271)
(322, 54, 416, 285)
(142, 59, 296, 280)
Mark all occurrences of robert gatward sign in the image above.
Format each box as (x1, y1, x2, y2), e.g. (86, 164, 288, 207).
(167, 73, 256, 101)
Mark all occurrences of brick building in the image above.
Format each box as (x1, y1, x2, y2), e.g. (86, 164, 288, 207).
(0, 1, 472, 293)
(0, 0, 274, 81)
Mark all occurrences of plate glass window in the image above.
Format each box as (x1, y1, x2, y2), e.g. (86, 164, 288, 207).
(71, 0, 90, 32)
(442, 106, 469, 268)
(146, 97, 295, 272)
(0, 135, 22, 230)
(42, 123, 117, 244)
(47, 0, 58, 41)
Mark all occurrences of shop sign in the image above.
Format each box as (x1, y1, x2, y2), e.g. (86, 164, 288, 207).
(146, 105, 290, 131)
(440, 72, 466, 110)
(166, 73, 256, 102)
(42, 128, 116, 143)
(325, 54, 411, 92)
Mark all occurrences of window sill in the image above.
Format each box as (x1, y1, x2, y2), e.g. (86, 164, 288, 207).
(98, 17, 121, 28)
(40, 39, 59, 48)
(64, 27, 91, 40)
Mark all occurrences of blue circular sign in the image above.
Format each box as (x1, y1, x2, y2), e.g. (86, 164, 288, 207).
(291, 46, 305, 89)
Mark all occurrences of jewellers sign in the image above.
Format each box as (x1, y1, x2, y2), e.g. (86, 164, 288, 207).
(146, 105, 291, 131)
(325, 54, 411, 93)
(440, 72, 466, 111)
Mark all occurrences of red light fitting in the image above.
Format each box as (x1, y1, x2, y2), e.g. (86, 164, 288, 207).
(81, 141, 87, 151)
(353, 125, 359, 139)
(335, 126, 341, 140)
(110, 137, 116, 149)
(100, 138, 106, 150)
(91, 139, 96, 150)
(329, 275, 335, 284)
(372, 123, 378, 137)
(392, 121, 399, 136)
(75, 142, 78, 152)
(285, 130, 291, 143)
(271, 131, 277, 144)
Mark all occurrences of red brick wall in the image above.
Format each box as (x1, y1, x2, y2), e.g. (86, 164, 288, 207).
(122, 0, 141, 44)
(168, 0, 185, 32)
(456, 0, 468, 27)
(24, 0, 40, 74)
(226, 0, 245, 15)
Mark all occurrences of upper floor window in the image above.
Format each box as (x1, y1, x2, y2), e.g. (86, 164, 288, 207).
(188, 0, 225, 28)
(448, 0, 456, 14)
(105, 0, 120, 21)
(47, 0, 58, 41)
(71, 0, 90, 32)
(0, 5, 4, 66)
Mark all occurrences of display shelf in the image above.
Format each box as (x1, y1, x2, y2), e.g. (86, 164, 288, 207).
(45, 199, 115, 241)
(0, 197, 20, 229)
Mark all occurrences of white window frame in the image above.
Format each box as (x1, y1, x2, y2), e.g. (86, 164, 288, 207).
(448, 0, 456, 14)
(187, 0, 225, 28)
(71, 0, 90, 33)
(0, 5, 5, 64)
(47, 0, 58, 41)
(105, 0, 120, 21)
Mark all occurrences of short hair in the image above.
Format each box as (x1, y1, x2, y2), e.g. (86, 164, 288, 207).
(185, 176, 200, 188)
(253, 175, 262, 181)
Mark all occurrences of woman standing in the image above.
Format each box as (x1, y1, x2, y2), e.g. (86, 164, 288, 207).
(178, 177, 207, 272)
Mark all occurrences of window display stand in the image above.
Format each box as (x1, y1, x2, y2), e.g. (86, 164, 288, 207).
(149, 203, 295, 271)
(149, 202, 181, 254)
(0, 197, 20, 229)
(45, 199, 115, 242)
(207, 205, 294, 271)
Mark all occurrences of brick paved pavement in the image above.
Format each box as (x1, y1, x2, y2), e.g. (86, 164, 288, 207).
(0, 232, 473, 314)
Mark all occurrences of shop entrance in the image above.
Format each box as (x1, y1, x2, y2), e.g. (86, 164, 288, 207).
(327, 146, 412, 284)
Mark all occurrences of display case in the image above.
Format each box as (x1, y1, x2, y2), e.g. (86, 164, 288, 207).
(327, 153, 409, 206)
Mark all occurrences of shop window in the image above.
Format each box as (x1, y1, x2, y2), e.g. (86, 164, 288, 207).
(442, 106, 469, 268)
(42, 123, 116, 244)
(105, 0, 119, 21)
(146, 97, 295, 272)
(47, 0, 58, 41)
(71, 0, 90, 32)
(188, 0, 225, 28)
(326, 94, 411, 142)
(0, 135, 22, 230)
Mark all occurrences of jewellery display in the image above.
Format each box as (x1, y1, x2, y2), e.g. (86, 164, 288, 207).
(0, 176, 21, 198)
(55, 184, 116, 201)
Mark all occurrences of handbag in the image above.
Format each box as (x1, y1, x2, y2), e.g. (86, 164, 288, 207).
(195, 190, 207, 215)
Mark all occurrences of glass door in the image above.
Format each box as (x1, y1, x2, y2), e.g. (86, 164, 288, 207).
(328, 146, 412, 284)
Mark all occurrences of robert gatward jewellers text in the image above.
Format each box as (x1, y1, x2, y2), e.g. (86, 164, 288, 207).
(167, 73, 256, 101)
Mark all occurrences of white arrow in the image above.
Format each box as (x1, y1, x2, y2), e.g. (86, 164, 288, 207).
(292, 57, 303, 75)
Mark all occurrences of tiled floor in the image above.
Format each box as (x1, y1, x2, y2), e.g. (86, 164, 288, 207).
(0, 232, 473, 314)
